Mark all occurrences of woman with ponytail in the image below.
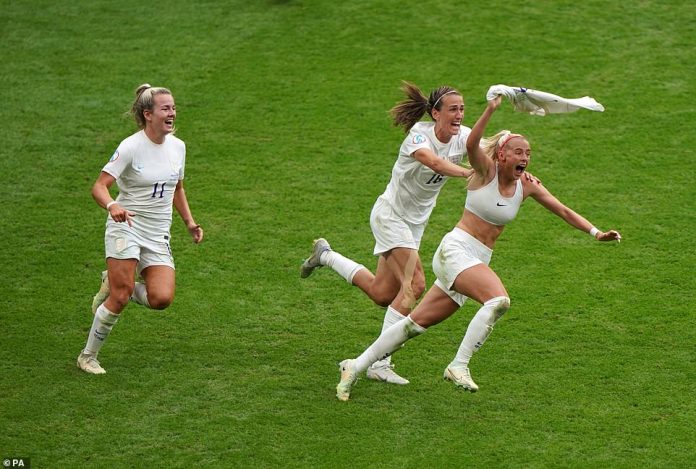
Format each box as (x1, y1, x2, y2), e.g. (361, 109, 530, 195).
(336, 95, 621, 401)
(301, 82, 474, 385)
(77, 84, 203, 375)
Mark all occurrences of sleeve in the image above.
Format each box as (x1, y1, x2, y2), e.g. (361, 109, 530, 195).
(179, 142, 186, 180)
(102, 141, 133, 179)
(400, 127, 432, 157)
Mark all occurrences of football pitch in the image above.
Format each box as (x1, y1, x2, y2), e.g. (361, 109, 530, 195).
(1, 0, 695, 467)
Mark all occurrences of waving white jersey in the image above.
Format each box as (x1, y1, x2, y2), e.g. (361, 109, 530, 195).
(102, 130, 186, 237)
(380, 121, 470, 224)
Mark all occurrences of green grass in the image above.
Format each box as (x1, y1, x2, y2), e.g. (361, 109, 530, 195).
(1, 0, 695, 467)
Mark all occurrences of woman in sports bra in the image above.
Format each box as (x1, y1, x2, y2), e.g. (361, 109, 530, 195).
(335, 95, 621, 401)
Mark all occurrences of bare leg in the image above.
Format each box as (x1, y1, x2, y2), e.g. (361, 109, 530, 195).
(103, 258, 138, 314)
(382, 248, 426, 315)
(351, 255, 401, 307)
(137, 265, 176, 310)
(360, 248, 426, 383)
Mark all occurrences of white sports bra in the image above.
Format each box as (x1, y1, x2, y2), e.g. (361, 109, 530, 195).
(464, 166, 523, 226)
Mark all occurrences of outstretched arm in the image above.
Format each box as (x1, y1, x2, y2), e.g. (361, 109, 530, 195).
(527, 180, 621, 242)
(413, 148, 472, 178)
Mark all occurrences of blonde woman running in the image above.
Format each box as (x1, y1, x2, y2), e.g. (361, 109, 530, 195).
(336, 95, 621, 401)
(77, 84, 203, 375)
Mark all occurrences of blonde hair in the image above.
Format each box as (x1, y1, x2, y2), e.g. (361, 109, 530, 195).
(466, 130, 526, 183)
(390, 81, 462, 133)
(130, 84, 172, 129)
(482, 130, 526, 162)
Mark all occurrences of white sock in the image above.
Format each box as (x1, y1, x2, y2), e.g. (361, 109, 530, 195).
(370, 306, 407, 369)
(450, 296, 510, 368)
(353, 316, 426, 373)
(130, 282, 151, 308)
(320, 250, 365, 284)
(84, 304, 120, 355)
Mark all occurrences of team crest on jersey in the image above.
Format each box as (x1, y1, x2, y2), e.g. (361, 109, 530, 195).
(412, 134, 426, 144)
(109, 150, 120, 162)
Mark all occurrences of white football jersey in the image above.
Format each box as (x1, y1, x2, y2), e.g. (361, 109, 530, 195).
(102, 130, 185, 237)
(380, 121, 470, 224)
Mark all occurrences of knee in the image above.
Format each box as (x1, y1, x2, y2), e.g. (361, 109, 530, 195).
(148, 293, 173, 310)
(110, 285, 134, 310)
(371, 292, 395, 308)
(367, 282, 398, 307)
(486, 296, 510, 319)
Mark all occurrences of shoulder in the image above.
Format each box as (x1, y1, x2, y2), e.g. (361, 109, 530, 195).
(165, 134, 186, 153)
(520, 173, 546, 199)
(114, 131, 143, 158)
(403, 122, 434, 146)
(457, 125, 472, 142)
(166, 133, 185, 146)
(409, 121, 434, 136)
(119, 130, 144, 147)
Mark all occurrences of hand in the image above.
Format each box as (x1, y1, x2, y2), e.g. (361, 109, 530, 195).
(524, 171, 542, 185)
(401, 285, 417, 310)
(488, 95, 503, 111)
(107, 203, 136, 227)
(461, 167, 474, 178)
(595, 230, 622, 242)
(188, 224, 204, 244)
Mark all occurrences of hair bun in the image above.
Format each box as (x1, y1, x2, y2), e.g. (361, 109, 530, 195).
(135, 84, 152, 96)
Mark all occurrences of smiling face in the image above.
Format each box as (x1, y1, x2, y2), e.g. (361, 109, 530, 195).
(498, 137, 531, 179)
(143, 93, 176, 143)
(432, 93, 464, 143)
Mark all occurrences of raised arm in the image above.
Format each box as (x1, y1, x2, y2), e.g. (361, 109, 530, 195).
(466, 96, 501, 177)
(526, 179, 622, 242)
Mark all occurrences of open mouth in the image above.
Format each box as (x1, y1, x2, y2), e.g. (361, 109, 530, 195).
(515, 164, 527, 175)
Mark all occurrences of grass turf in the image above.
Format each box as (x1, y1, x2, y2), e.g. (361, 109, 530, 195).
(1, 0, 694, 467)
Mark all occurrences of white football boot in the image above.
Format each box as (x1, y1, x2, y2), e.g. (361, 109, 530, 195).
(336, 359, 358, 401)
(366, 362, 409, 385)
(77, 352, 106, 375)
(300, 238, 331, 278)
(443, 365, 478, 392)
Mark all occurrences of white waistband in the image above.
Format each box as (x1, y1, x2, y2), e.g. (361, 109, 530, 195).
(451, 227, 493, 254)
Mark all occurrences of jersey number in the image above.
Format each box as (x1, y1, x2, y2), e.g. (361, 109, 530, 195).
(152, 182, 166, 198)
(426, 174, 444, 185)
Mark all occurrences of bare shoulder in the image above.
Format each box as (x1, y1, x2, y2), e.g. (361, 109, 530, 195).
(521, 172, 546, 198)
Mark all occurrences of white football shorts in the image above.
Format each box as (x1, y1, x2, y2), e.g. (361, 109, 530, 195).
(370, 196, 426, 256)
(104, 220, 175, 274)
(432, 227, 492, 306)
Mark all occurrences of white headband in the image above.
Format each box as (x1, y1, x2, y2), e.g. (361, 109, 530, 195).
(497, 132, 524, 150)
(432, 90, 458, 109)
